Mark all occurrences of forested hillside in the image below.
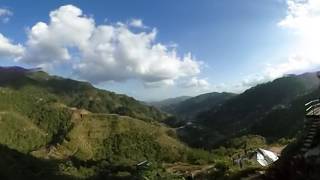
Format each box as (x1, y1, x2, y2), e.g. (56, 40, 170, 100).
(1, 67, 319, 179)
(176, 73, 320, 148)
(0, 66, 166, 122)
(0, 67, 206, 179)
(164, 92, 236, 120)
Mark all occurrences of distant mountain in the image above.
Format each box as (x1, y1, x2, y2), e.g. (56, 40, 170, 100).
(164, 92, 236, 120)
(0, 66, 37, 73)
(179, 72, 320, 148)
(148, 96, 192, 108)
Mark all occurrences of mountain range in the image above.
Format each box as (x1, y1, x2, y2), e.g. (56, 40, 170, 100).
(171, 73, 320, 148)
(0, 67, 203, 179)
(0, 66, 319, 179)
(154, 92, 236, 121)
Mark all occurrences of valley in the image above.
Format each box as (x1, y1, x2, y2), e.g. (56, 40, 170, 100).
(0, 67, 319, 179)
(1, 1, 320, 179)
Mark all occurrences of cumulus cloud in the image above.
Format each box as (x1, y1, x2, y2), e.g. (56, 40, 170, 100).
(179, 77, 210, 90)
(75, 28, 201, 84)
(21, 5, 94, 67)
(0, 8, 13, 23)
(265, 55, 320, 79)
(0, 33, 24, 58)
(18, 4, 204, 88)
(144, 79, 175, 88)
(129, 19, 146, 28)
(274, 0, 320, 77)
(235, 0, 320, 92)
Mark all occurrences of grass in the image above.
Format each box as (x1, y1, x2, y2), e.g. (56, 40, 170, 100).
(0, 112, 48, 153)
(0, 69, 299, 179)
(57, 113, 187, 162)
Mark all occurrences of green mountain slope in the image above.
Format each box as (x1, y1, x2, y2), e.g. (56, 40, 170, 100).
(250, 87, 320, 139)
(0, 109, 189, 179)
(181, 73, 319, 148)
(0, 66, 219, 179)
(31, 113, 187, 162)
(164, 92, 236, 120)
(148, 96, 191, 108)
(0, 67, 166, 122)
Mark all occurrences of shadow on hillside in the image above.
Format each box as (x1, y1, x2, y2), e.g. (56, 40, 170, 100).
(0, 144, 140, 180)
(0, 71, 38, 90)
(0, 144, 75, 180)
(69, 157, 139, 180)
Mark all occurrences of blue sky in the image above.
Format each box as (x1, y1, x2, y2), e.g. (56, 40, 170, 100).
(0, 0, 319, 100)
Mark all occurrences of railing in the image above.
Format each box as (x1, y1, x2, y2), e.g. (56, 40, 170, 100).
(305, 99, 320, 116)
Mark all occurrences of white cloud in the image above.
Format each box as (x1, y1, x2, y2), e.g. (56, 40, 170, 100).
(0, 8, 13, 23)
(19, 4, 205, 88)
(75, 27, 201, 84)
(179, 77, 210, 90)
(129, 19, 146, 28)
(235, 0, 320, 92)
(273, 0, 320, 77)
(265, 55, 320, 78)
(0, 33, 24, 58)
(144, 79, 175, 88)
(21, 5, 94, 67)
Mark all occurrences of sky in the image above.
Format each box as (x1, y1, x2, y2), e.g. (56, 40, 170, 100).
(0, 0, 319, 101)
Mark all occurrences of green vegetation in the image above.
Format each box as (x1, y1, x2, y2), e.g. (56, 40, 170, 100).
(0, 112, 47, 153)
(0, 67, 317, 179)
(59, 114, 187, 162)
(148, 96, 191, 109)
(0, 67, 227, 179)
(160, 92, 236, 120)
(0, 69, 167, 123)
(0, 85, 72, 152)
(188, 73, 320, 148)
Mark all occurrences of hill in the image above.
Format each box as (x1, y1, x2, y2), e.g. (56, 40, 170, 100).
(0, 110, 191, 179)
(0, 66, 221, 179)
(0, 66, 166, 122)
(164, 92, 236, 120)
(148, 96, 192, 109)
(180, 73, 320, 148)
